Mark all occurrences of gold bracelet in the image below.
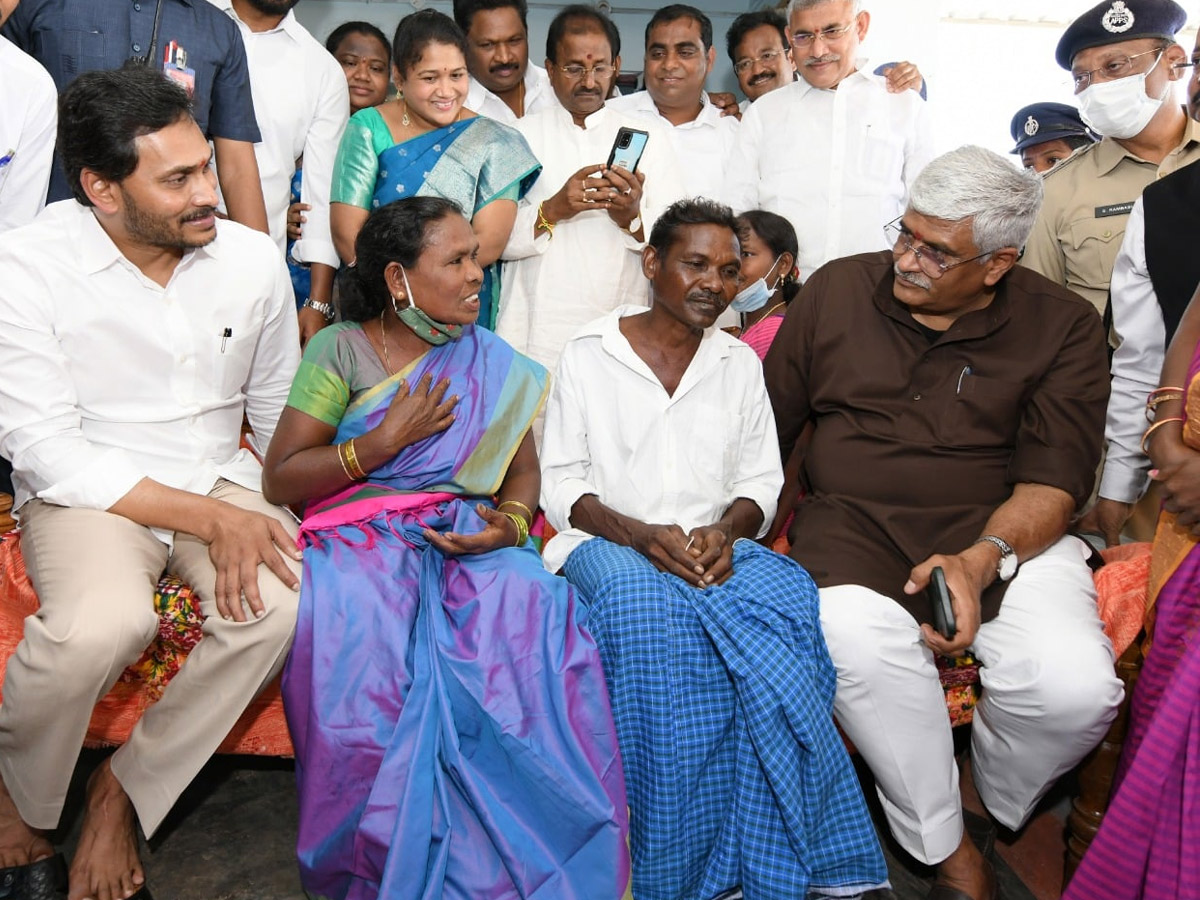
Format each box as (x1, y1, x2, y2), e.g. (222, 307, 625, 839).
(498, 499, 534, 522)
(502, 510, 529, 546)
(344, 438, 368, 480)
(536, 202, 555, 238)
(1141, 417, 1185, 455)
(336, 442, 355, 481)
(1145, 390, 1185, 421)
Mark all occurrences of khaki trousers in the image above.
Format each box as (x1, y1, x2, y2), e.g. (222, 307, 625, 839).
(0, 479, 300, 836)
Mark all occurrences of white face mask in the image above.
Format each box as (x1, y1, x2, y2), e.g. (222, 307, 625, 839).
(730, 254, 784, 313)
(1078, 52, 1168, 140)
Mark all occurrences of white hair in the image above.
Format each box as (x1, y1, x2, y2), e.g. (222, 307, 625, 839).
(785, 0, 863, 23)
(908, 145, 1044, 254)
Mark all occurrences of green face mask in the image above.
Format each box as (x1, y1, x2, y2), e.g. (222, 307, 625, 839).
(393, 266, 464, 346)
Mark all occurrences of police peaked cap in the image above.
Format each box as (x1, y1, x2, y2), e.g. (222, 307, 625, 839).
(1055, 0, 1187, 69)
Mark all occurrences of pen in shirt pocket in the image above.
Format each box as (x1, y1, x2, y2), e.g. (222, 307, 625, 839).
(956, 365, 973, 394)
(0, 149, 15, 169)
(221, 327, 232, 353)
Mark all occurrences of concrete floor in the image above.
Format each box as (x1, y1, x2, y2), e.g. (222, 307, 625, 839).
(54, 748, 1061, 900)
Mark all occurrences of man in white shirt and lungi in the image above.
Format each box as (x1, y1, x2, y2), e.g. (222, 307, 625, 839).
(0, 67, 302, 900)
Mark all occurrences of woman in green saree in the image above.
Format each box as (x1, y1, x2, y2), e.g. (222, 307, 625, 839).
(330, 10, 540, 330)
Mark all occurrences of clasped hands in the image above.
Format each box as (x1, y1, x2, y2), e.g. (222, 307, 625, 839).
(633, 522, 734, 588)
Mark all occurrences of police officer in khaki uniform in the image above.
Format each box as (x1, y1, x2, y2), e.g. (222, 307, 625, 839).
(1021, 0, 1198, 317)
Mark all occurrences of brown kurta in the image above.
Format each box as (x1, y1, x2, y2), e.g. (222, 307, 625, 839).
(763, 252, 1109, 623)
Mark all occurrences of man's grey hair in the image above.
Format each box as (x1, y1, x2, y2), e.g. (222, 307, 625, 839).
(908, 146, 1044, 255)
(785, 0, 863, 24)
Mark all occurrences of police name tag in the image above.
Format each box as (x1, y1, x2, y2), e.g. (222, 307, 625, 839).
(1095, 202, 1135, 218)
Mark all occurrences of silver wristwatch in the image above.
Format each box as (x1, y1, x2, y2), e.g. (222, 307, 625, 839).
(974, 535, 1018, 582)
(302, 298, 335, 321)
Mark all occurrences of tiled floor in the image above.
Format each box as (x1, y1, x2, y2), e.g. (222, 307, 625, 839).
(55, 746, 1075, 899)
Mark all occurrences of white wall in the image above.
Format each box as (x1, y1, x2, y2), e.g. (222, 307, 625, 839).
(295, 0, 1199, 160)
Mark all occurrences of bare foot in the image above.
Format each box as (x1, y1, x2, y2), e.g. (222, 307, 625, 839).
(932, 828, 993, 899)
(67, 760, 145, 900)
(0, 771, 54, 869)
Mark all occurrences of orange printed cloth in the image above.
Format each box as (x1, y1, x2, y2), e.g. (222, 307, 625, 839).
(0, 531, 292, 756)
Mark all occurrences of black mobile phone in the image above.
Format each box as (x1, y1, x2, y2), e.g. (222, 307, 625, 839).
(928, 566, 957, 640)
(606, 127, 649, 173)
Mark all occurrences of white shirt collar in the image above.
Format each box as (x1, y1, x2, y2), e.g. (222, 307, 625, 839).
(74, 201, 218, 278)
(211, 0, 303, 42)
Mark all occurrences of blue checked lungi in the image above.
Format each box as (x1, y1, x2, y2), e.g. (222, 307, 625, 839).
(563, 537, 888, 900)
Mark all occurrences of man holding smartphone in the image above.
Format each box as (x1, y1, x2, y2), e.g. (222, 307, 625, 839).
(764, 146, 1122, 900)
(496, 4, 687, 439)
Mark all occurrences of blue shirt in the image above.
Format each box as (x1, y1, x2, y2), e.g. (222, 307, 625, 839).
(3, 0, 260, 200)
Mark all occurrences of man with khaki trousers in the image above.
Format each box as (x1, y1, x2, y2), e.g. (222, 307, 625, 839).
(0, 67, 302, 900)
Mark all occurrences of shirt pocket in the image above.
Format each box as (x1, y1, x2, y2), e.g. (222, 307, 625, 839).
(854, 121, 906, 196)
(209, 332, 256, 400)
(683, 405, 741, 495)
(1066, 217, 1124, 293)
(952, 374, 1026, 447)
(47, 28, 110, 79)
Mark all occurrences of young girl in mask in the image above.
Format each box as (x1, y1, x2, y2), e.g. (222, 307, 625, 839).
(733, 210, 800, 361)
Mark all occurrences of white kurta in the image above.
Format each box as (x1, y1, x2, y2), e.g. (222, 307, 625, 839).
(724, 62, 935, 280)
(210, 1, 348, 266)
(540, 305, 783, 574)
(0, 35, 56, 234)
(465, 64, 556, 125)
(497, 103, 687, 377)
(1101, 197, 1165, 504)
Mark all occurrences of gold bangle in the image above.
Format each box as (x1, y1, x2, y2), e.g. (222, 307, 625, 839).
(344, 438, 368, 480)
(498, 499, 534, 522)
(536, 202, 555, 238)
(1141, 417, 1185, 455)
(1149, 386, 1186, 398)
(336, 442, 355, 481)
(1146, 391, 1184, 421)
(502, 511, 529, 546)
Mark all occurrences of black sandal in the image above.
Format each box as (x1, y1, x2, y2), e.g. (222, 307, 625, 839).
(0, 852, 68, 900)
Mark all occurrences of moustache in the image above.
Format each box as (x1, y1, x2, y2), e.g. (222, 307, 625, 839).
(893, 263, 932, 291)
(489, 63, 519, 74)
(749, 71, 776, 85)
(803, 53, 840, 67)
(182, 207, 217, 223)
(686, 289, 725, 306)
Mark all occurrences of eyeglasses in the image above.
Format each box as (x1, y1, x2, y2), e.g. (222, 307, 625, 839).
(1071, 47, 1163, 93)
(789, 22, 855, 50)
(884, 217, 990, 279)
(554, 63, 615, 80)
(733, 47, 789, 74)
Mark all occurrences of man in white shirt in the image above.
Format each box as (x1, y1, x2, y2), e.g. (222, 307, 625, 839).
(497, 4, 686, 399)
(0, 3, 55, 235)
(540, 198, 887, 900)
(454, 0, 555, 124)
(607, 5, 739, 204)
(724, 0, 935, 280)
(0, 67, 301, 900)
(209, 0, 348, 343)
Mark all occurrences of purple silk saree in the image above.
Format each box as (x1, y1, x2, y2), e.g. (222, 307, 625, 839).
(281, 326, 630, 900)
(1063, 339, 1200, 900)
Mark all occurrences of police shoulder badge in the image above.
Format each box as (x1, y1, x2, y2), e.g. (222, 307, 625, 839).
(1102, 1, 1135, 33)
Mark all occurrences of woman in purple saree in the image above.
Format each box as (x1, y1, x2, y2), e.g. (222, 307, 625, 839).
(1063, 292, 1200, 899)
(263, 198, 629, 900)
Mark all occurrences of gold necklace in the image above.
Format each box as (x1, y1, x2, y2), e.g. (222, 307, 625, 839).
(761, 300, 787, 319)
(379, 308, 394, 374)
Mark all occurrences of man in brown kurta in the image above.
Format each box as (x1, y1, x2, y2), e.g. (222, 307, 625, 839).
(763, 146, 1123, 900)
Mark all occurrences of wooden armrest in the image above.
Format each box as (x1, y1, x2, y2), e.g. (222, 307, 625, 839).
(0, 494, 15, 534)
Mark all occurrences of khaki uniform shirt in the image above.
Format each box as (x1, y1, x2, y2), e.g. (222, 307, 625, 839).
(763, 252, 1109, 623)
(1021, 114, 1200, 316)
